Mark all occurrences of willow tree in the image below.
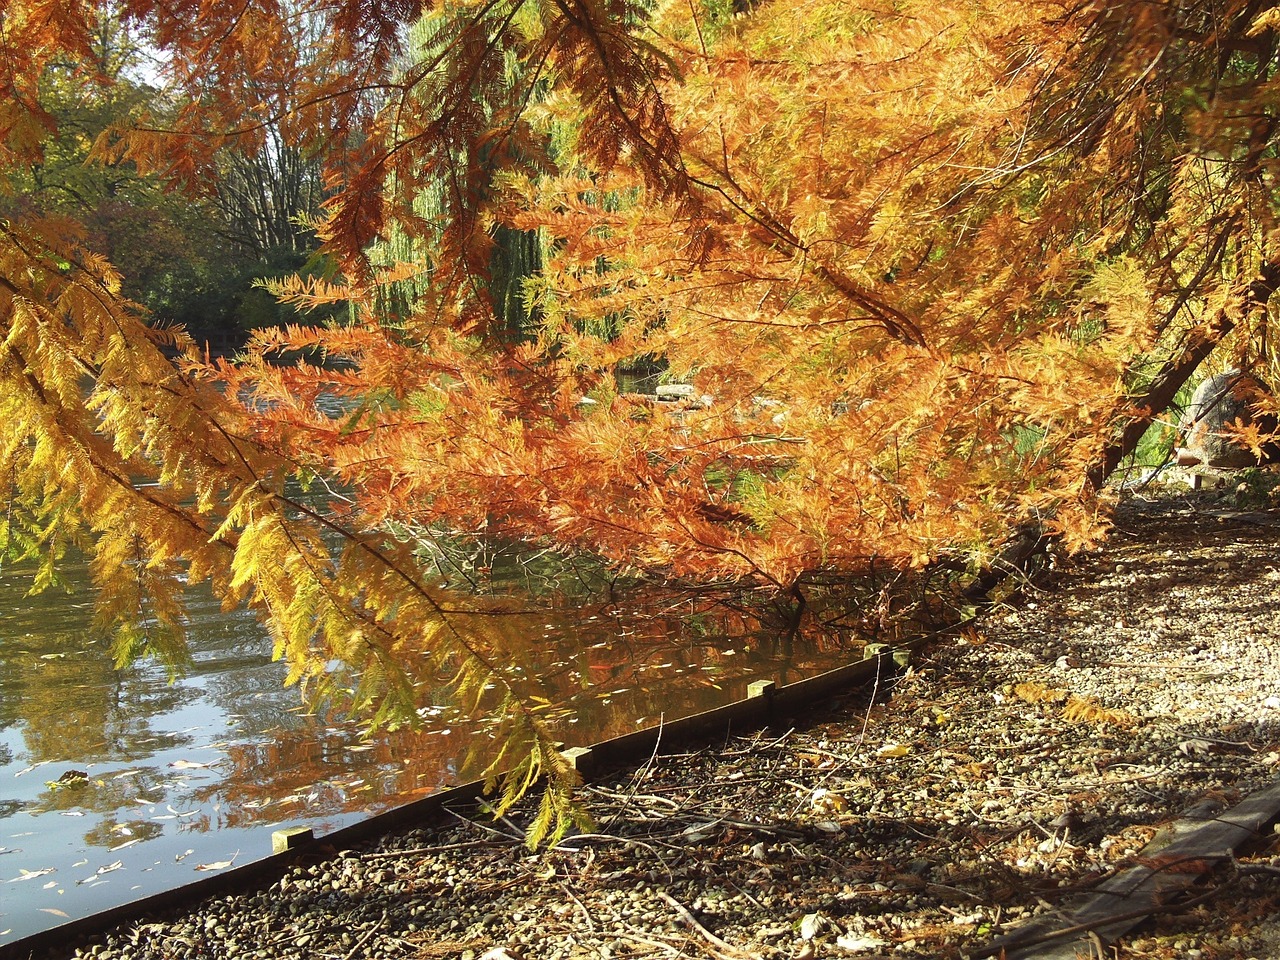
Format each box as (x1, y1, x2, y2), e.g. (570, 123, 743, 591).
(3, 0, 1280, 840)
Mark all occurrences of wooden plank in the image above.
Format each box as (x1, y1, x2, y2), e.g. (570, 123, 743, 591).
(983, 777, 1280, 960)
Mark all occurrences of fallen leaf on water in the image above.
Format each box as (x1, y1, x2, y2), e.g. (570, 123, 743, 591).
(39, 908, 69, 918)
(195, 851, 238, 872)
(110, 839, 140, 852)
(9, 867, 55, 882)
(175, 849, 194, 862)
(45, 771, 89, 789)
(169, 760, 214, 770)
(96, 861, 123, 875)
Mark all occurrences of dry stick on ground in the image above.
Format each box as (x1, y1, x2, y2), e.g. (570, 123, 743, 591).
(586, 784, 681, 812)
(552, 831, 681, 859)
(613, 929, 690, 957)
(557, 880, 597, 934)
(1237, 863, 1280, 878)
(441, 804, 524, 842)
(657, 891, 757, 960)
(719, 727, 797, 758)
(341, 909, 387, 960)
(600, 716, 668, 833)
(360, 838, 517, 860)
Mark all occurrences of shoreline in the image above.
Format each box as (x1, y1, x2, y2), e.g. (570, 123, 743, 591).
(16, 495, 1280, 960)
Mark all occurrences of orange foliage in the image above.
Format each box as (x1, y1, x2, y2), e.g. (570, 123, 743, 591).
(6, 0, 1280, 836)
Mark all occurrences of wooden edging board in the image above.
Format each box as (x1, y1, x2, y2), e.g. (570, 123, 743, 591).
(982, 777, 1280, 960)
(2, 637, 929, 960)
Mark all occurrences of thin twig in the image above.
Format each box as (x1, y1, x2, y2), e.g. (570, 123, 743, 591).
(341, 909, 387, 960)
(359, 838, 517, 860)
(441, 805, 524, 842)
(657, 891, 755, 959)
(602, 714, 667, 832)
(551, 832, 679, 856)
(558, 880, 597, 934)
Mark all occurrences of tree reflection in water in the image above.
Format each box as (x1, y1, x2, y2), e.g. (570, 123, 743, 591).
(0, 548, 877, 943)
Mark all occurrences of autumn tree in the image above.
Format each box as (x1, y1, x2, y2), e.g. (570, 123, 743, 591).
(4, 0, 1280, 838)
(0, 11, 214, 320)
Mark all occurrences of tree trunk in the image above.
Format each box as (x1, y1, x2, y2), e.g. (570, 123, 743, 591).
(965, 262, 1280, 605)
(1085, 262, 1280, 493)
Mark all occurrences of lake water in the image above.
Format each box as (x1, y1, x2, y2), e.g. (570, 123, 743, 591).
(0, 550, 863, 944)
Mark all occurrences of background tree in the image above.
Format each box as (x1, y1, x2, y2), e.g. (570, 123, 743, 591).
(0, 4, 338, 339)
(0, 11, 221, 324)
(5, 0, 1280, 839)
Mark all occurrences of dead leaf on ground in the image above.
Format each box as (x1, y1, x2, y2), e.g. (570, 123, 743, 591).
(1012, 681, 1068, 705)
(1062, 695, 1138, 728)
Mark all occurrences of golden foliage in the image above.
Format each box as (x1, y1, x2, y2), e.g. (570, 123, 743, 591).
(5, 0, 1280, 837)
(1012, 681, 1069, 706)
(1062, 695, 1139, 729)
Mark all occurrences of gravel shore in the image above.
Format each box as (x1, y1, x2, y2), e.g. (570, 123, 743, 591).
(29, 494, 1280, 960)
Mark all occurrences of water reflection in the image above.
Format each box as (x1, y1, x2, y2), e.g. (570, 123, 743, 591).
(0, 552, 866, 944)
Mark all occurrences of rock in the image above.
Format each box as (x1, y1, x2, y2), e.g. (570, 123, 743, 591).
(654, 383, 713, 409)
(1176, 369, 1277, 468)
